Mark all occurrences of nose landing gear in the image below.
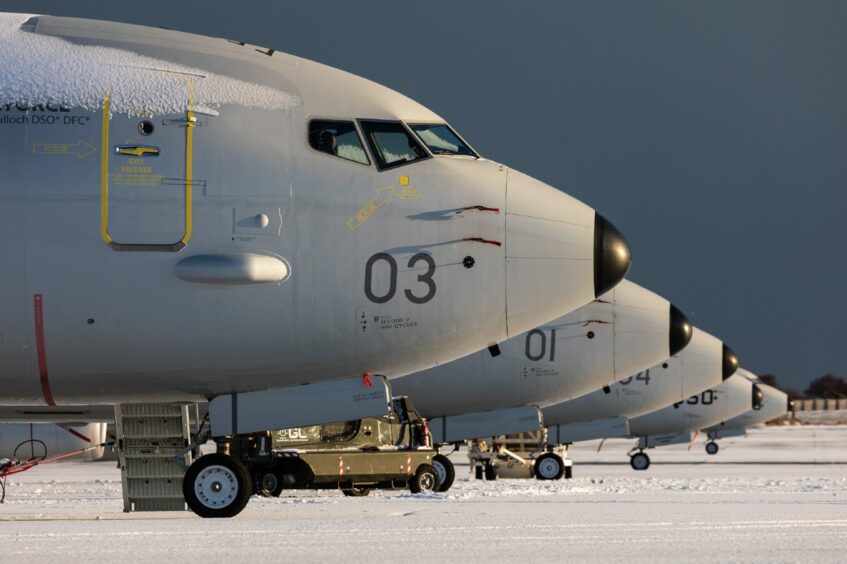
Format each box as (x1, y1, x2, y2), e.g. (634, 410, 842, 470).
(183, 453, 252, 518)
(705, 441, 719, 455)
(629, 450, 650, 471)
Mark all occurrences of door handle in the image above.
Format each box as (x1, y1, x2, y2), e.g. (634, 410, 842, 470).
(114, 145, 160, 157)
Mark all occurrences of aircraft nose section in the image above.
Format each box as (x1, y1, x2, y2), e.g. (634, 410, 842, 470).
(669, 304, 693, 356)
(602, 280, 678, 381)
(594, 214, 631, 297)
(722, 344, 739, 380)
(504, 170, 625, 336)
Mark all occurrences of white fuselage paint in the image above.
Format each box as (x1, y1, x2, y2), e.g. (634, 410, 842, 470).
(393, 280, 672, 417)
(542, 327, 725, 428)
(704, 379, 788, 433)
(627, 372, 756, 437)
(0, 14, 614, 405)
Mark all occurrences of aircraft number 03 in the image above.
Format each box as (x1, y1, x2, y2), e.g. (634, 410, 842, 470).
(364, 253, 436, 305)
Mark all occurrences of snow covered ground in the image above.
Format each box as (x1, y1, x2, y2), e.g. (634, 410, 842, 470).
(1, 426, 845, 563)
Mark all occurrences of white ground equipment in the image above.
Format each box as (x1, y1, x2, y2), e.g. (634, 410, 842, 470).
(466, 431, 573, 481)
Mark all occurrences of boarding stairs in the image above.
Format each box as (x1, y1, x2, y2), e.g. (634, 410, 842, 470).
(115, 403, 196, 512)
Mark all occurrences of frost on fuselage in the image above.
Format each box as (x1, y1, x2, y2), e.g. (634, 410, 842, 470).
(0, 13, 298, 117)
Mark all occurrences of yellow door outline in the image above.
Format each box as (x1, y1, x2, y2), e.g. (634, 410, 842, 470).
(100, 79, 196, 252)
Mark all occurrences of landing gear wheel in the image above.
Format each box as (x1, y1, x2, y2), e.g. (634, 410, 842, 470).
(630, 451, 650, 471)
(432, 454, 455, 492)
(705, 441, 719, 455)
(184, 453, 252, 518)
(474, 465, 484, 480)
(409, 463, 440, 493)
(564, 464, 573, 480)
(341, 487, 372, 497)
(484, 462, 497, 481)
(534, 453, 565, 480)
(259, 469, 283, 497)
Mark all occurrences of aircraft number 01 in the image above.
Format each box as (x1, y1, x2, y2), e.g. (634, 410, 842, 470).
(525, 329, 557, 362)
(364, 253, 436, 304)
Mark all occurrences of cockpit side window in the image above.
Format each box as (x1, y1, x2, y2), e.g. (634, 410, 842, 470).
(358, 120, 429, 170)
(308, 119, 370, 165)
(409, 123, 478, 157)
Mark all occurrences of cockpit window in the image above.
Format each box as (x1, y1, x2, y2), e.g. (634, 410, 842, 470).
(358, 120, 429, 170)
(308, 120, 370, 165)
(409, 124, 478, 157)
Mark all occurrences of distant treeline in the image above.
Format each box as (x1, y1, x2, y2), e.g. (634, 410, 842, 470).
(759, 373, 847, 400)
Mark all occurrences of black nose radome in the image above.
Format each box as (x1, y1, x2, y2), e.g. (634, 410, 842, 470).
(594, 213, 631, 297)
(752, 384, 764, 410)
(669, 304, 693, 356)
(722, 344, 739, 380)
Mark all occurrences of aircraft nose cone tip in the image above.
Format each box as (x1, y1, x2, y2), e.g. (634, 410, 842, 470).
(722, 343, 739, 380)
(593, 213, 631, 297)
(668, 304, 693, 356)
(752, 384, 765, 409)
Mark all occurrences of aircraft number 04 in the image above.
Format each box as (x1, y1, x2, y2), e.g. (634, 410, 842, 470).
(619, 371, 651, 385)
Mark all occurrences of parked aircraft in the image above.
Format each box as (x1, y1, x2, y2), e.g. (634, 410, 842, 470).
(701, 377, 789, 454)
(0, 13, 631, 517)
(542, 327, 737, 447)
(391, 279, 690, 485)
(625, 371, 761, 469)
(0, 13, 629, 406)
(395, 280, 690, 419)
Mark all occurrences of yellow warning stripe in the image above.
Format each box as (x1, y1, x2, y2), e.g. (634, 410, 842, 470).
(181, 75, 195, 247)
(100, 94, 112, 245)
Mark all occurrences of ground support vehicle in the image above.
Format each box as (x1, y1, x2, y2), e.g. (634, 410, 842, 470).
(183, 397, 439, 516)
(466, 431, 573, 482)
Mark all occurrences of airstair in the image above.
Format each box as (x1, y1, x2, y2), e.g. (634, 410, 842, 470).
(115, 403, 195, 512)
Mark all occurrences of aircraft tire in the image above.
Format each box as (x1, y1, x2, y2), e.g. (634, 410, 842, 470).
(409, 463, 440, 494)
(474, 465, 484, 480)
(184, 453, 252, 518)
(564, 464, 573, 480)
(484, 461, 498, 481)
(630, 452, 650, 471)
(432, 454, 456, 492)
(533, 453, 565, 480)
(705, 441, 719, 455)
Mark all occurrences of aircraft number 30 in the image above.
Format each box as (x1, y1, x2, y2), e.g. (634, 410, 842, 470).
(364, 253, 436, 304)
(673, 390, 716, 408)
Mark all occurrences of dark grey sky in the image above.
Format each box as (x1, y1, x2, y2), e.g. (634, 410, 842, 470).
(2, 1, 844, 391)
